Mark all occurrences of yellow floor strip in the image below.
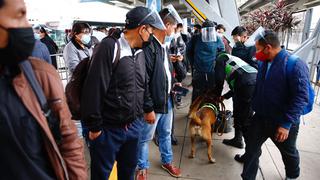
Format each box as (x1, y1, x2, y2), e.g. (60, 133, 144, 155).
(109, 162, 117, 180)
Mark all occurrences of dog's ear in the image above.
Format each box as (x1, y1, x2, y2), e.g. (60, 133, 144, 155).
(196, 110, 201, 118)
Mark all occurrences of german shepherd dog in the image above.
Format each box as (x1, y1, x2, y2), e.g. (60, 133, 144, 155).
(188, 92, 225, 163)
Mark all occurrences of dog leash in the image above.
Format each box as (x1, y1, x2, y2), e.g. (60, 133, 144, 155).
(215, 100, 227, 136)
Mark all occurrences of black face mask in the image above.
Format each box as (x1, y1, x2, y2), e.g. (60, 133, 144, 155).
(139, 31, 153, 49)
(0, 25, 35, 66)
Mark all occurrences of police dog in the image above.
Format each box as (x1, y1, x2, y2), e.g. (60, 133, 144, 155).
(188, 93, 224, 163)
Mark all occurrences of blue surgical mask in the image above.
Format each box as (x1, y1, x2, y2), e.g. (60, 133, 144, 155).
(81, 34, 91, 45)
(34, 33, 41, 40)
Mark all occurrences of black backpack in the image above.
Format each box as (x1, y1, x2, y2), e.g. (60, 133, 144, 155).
(65, 36, 120, 120)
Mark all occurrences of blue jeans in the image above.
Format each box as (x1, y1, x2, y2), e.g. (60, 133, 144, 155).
(137, 98, 173, 169)
(241, 114, 300, 180)
(89, 118, 143, 180)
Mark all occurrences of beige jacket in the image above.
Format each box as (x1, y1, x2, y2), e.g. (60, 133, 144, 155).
(12, 58, 87, 180)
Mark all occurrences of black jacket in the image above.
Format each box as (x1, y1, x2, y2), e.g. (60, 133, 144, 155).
(215, 54, 257, 98)
(231, 42, 258, 69)
(81, 35, 146, 131)
(41, 35, 58, 68)
(143, 38, 176, 114)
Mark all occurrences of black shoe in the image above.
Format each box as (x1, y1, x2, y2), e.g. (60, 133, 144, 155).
(171, 136, 178, 145)
(234, 154, 245, 163)
(222, 138, 244, 149)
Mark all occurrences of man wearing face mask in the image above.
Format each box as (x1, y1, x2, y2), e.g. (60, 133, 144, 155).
(31, 35, 52, 64)
(186, 19, 225, 102)
(136, 6, 182, 180)
(231, 26, 258, 69)
(81, 6, 161, 180)
(34, 26, 59, 69)
(0, 0, 87, 179)
(63, 22, 93, 75)
(241, 30, 309, 180)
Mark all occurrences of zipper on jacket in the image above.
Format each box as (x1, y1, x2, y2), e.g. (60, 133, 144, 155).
(133, 55, 137, 120)
(163, 60, 168, 114)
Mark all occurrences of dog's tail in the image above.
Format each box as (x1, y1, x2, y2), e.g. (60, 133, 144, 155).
(189, 96, 204, 126)
(190, 111, 202, 126)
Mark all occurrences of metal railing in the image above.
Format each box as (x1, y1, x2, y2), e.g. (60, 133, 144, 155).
(50, 53, 70, 83)
(310, 63, 320, 105)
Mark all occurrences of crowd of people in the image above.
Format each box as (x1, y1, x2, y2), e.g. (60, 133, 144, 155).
(0, 0, 312, 180)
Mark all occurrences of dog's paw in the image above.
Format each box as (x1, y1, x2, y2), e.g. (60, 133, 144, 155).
(209, 158, 216, 164)
(188, 154, 195, 159)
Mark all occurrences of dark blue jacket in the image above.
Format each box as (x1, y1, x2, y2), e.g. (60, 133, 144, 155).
(32, 40, 52, 64)
(187, 34, 225, 73)
(252, 49, 309, 130)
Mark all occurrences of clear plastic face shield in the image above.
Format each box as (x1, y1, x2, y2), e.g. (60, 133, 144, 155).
(244, 26, 266, 47)
(164, 4, 183, 24)
(138, 10, 166, 30)
(201, 27, 217, 42)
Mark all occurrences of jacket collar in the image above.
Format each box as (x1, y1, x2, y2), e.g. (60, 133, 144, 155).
(272, 49, 288, 64)
(119, 33, 142, 58)
(71, 37, 84, 50)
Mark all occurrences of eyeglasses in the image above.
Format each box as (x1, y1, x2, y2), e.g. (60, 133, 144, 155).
(82, 29, 91, 34)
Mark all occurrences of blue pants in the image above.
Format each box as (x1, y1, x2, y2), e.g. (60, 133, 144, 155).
(241, 115, 300, 180)
(137, 98, 173, 169)
(89, 119, 143, 180)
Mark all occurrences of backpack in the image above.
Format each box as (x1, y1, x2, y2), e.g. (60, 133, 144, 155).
(286, 55, 315, 115)
(65, 37, 120, 120)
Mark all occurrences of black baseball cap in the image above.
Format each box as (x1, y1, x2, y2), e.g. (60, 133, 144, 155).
(125, 6, 166, 30)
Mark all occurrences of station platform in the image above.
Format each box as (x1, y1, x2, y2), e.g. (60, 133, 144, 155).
(140, 76, 320, 180)
(83, 75, 320, 180)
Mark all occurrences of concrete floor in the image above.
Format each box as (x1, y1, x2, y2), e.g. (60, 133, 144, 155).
(82, 76, 320, 180)
(145, 79, 320, 180)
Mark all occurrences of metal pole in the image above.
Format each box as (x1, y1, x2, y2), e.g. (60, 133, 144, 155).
(302, 8, 313, 43)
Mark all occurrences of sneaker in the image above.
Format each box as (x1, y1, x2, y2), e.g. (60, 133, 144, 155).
(135, 169, 147, 180)
(234, 154, 245, 163)
(161, 163, 181, 178)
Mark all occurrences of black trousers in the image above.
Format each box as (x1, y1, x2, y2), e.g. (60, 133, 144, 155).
(232, 84, 255, 131)
(191, 71, 215, 102)
(241, 115, 300, 180)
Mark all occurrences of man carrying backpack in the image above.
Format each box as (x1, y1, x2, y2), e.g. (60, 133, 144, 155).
(81, 6, 164, 180)
(241, 30, 310, 180)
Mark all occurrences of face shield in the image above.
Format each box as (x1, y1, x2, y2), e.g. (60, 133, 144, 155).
(201, 27, 217, 42)
(164, 4, 183, 24)
(244, 26, 265, 47)
(138, 10, 166, 30)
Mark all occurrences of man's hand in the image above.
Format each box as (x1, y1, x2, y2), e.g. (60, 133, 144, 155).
(219, 96, 225, 101)
(275, 127, 289, 142)
(170, 55, 177, 62)
(89, 131, 102, 141)
(174, 82, 182, 87)
(144, 111, 156, 124)
(176, 55, 183, 62)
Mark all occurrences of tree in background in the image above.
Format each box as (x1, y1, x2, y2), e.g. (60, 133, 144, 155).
(241, 1, 301, 45)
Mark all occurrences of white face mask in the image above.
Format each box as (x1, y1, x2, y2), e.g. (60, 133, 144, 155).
(164, 32, 174, 44)
(81, 34, 91, 45)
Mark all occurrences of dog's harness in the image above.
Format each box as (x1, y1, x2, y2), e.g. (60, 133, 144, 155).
(200, 103, 219, 116)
